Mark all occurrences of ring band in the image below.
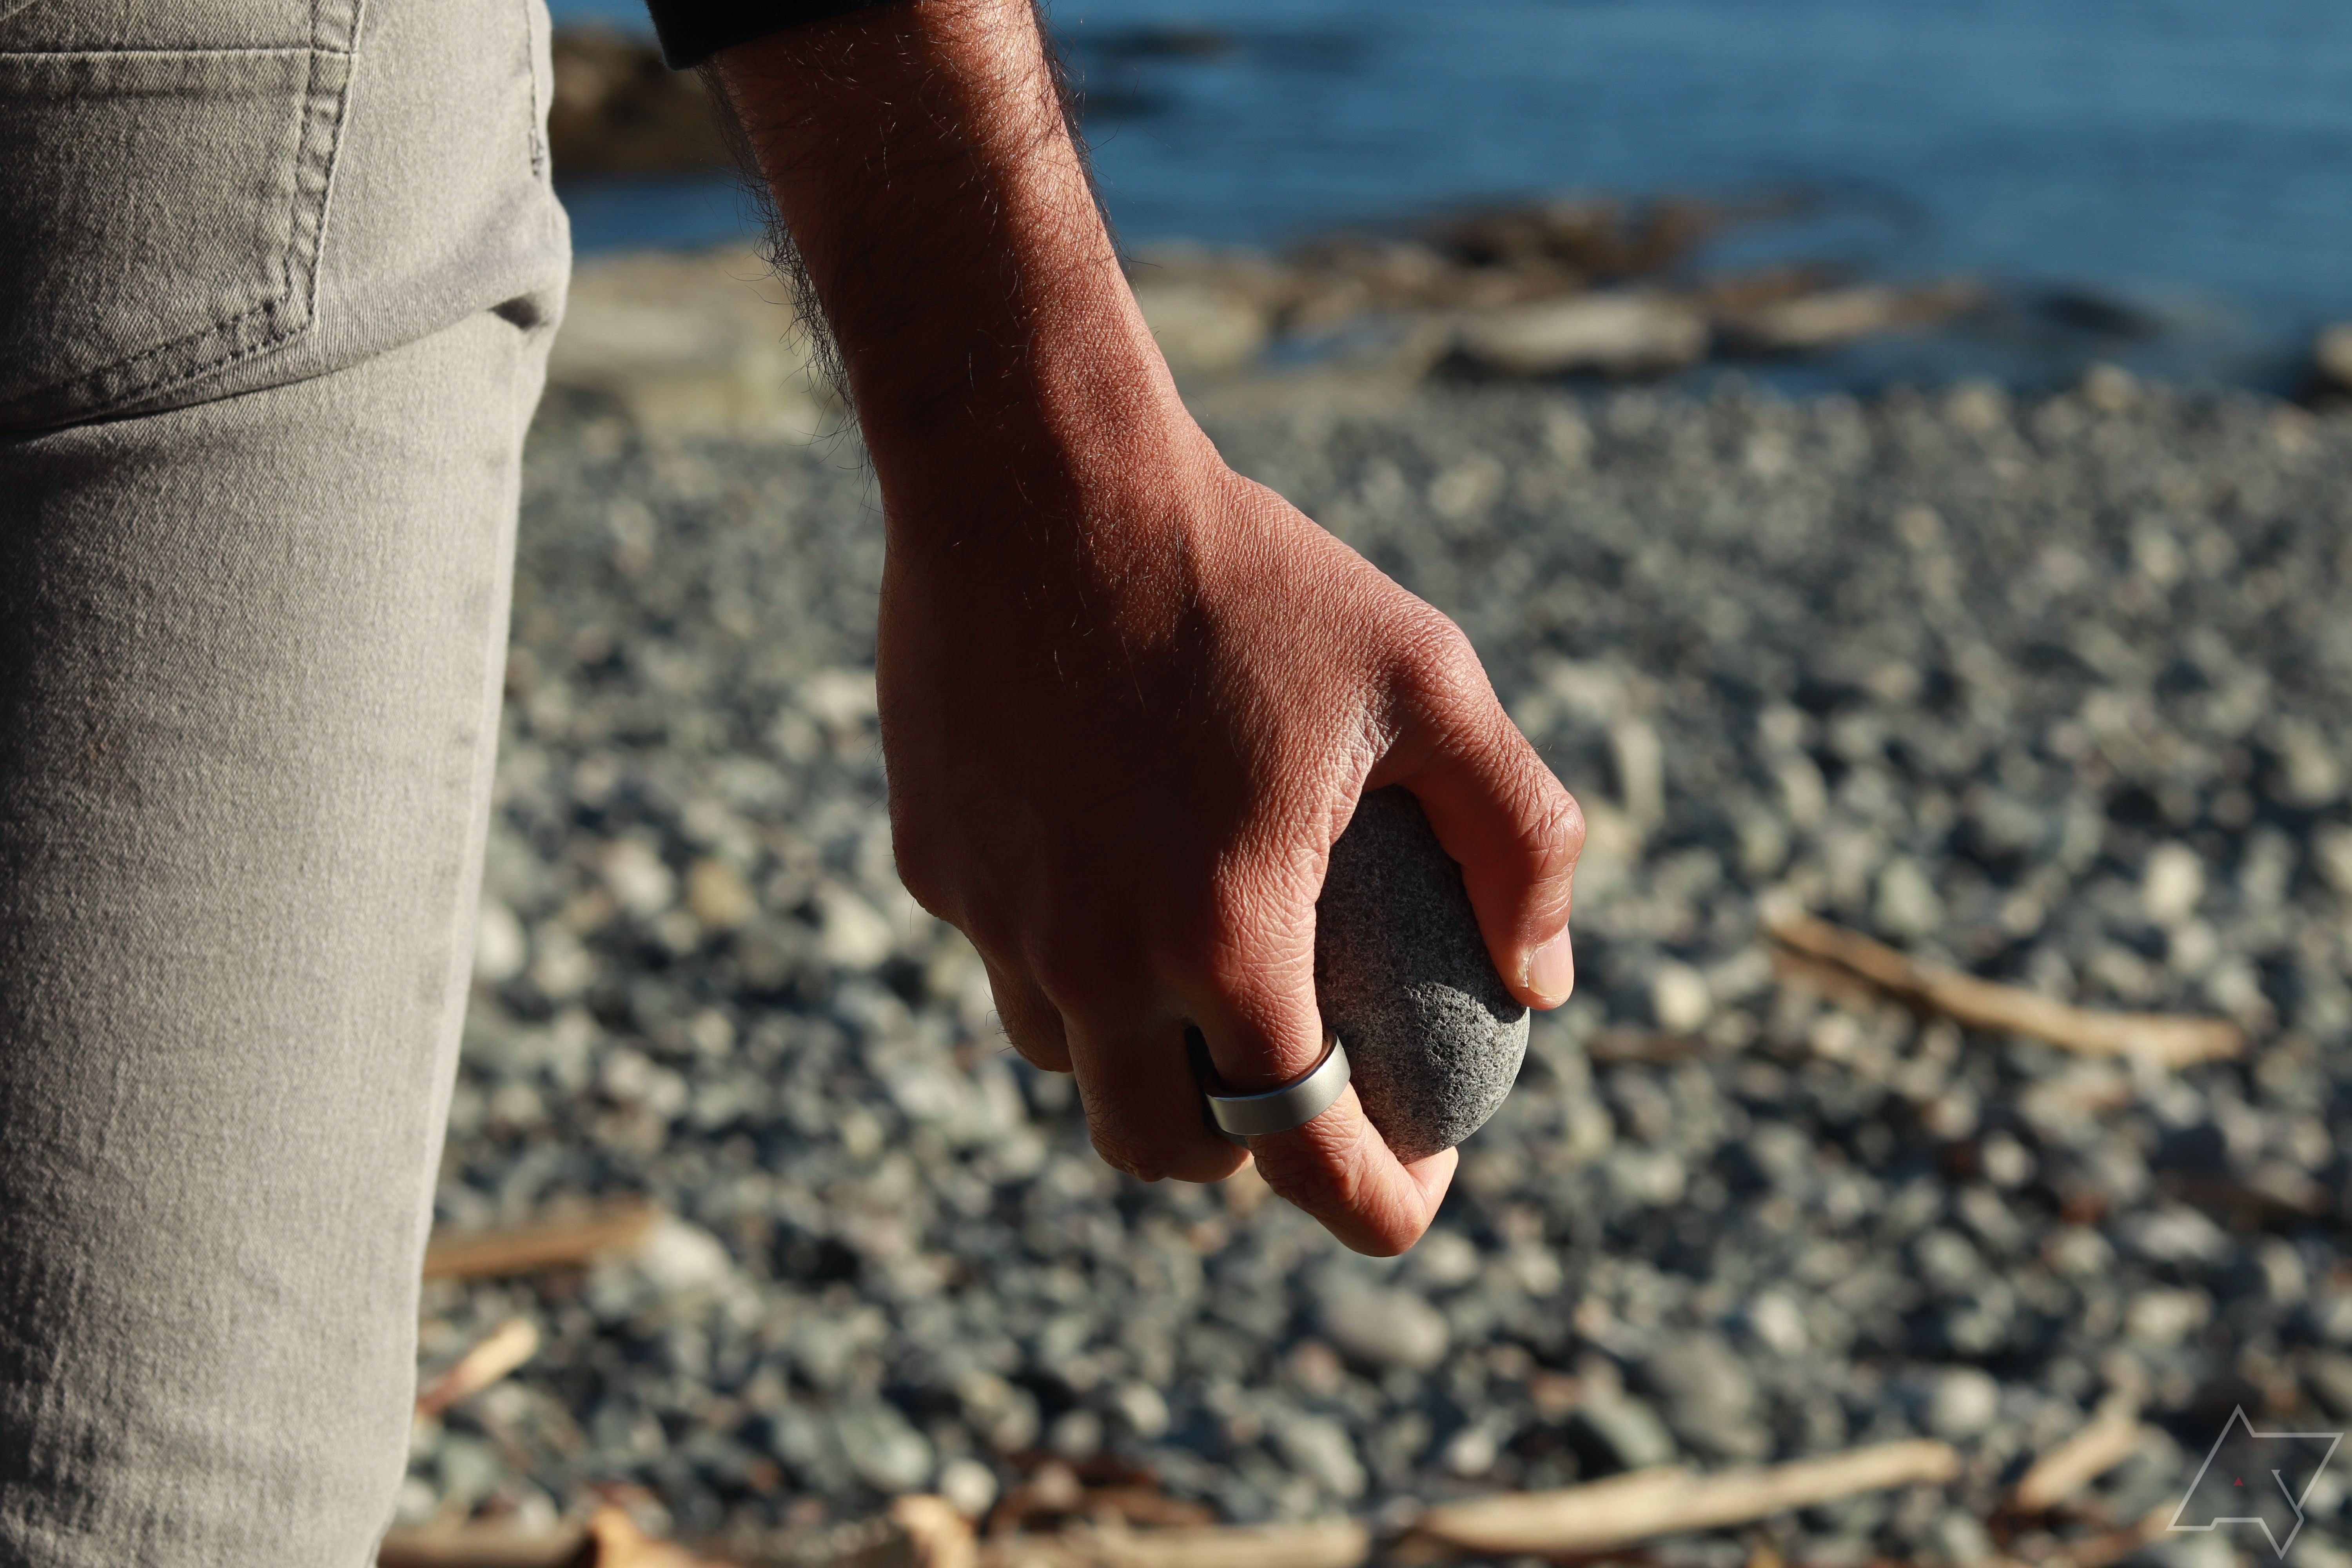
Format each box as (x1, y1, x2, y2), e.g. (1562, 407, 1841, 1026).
(1203, 1031, 1352, 1139)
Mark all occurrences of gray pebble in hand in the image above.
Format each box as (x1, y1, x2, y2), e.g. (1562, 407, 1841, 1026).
(1314, 787, 1531, 1163)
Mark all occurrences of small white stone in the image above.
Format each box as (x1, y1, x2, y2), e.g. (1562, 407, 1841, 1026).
(818, 885, 897, 970)
(1746, 1290, 1810, 1356)
(1047, 1408, 1102, 1459)
(1273, 1412, 1367, 1499)
(685, 856, 756, 931)
(2124, 1288, 2210, 1345)
(1922, 1367, 2001, 1439)
(473, 900, 528, 984)
(1979, 1131, 2036, 1189)
(1875, 858, 1945, 940)
(2141, 843, 2205, 927)
(1111, 1381, 1170, 1440)
(599, 838, 676, 919)
(1442, 1423, 1499, 1478)
(938, 1457, 999, 1519)
(1407, 1228, 1483, 1289)
(1650, 962, 1711, 1033)
(634, 1216, 733, 1296)
(1318, 1286, 1449, 1372)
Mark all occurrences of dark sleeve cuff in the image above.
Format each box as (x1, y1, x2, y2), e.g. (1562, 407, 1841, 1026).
(643, 0, 911, 69)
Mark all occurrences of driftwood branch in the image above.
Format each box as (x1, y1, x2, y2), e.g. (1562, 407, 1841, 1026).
(2007, 1401, 2152, 1514)
(982, 1521, 1370, 1568)
(1766, 913, 2244, 1068)
(379, 1506, 725, 1568)
(381, 1441, 1969, 1568)
(416, 1317, 542, 1419)
(423, 1199, 662, 1281)
(2044, 1505, 2173, 1568)
(378, 1523, 590, 1568)
(1411, 1440, 1962, 1558)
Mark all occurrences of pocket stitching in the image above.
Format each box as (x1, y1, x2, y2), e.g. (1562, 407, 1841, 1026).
(0, 0, 364, 425)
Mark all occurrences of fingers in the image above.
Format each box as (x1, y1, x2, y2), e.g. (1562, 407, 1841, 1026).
(1184, 947, 1448, 1255)
(1063, 1014, 1246, 1184)
(1394, 683, 1585, 1010)
(980, 952, 1073, 1073)
(1246, 1087, 1458, 1255)
(985, 907, 1456, 1251)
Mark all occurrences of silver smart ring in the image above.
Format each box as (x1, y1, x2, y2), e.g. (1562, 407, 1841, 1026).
(1202, 1031, 1352, 1139)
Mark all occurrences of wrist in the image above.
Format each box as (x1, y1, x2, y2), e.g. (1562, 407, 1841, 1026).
(712, 0, 1178, 481)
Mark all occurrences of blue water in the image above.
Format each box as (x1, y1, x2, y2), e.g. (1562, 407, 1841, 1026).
(553, 0, 2352, 387)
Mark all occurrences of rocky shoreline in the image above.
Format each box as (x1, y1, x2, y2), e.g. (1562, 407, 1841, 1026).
(541, 25, 2352, 399)
(410, 274, 2352, 1564)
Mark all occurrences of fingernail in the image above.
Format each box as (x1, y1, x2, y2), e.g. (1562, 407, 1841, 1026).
(1523, 927, 1575, 1005)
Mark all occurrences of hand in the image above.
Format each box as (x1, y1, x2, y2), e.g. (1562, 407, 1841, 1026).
(877, 434, 1583, 1254)
(709, 0, 1581, 1254)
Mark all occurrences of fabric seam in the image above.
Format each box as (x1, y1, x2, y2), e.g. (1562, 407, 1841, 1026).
(0, 0, 365, 426)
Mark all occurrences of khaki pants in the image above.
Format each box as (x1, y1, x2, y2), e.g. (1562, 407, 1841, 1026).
(0, 2, 570, 1561)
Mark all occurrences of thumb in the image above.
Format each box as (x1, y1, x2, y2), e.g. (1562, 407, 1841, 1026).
(1389, 704, 1584, 1010)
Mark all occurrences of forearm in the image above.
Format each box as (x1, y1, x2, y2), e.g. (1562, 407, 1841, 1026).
(707, 1, 1190, 510)
(702, 0, 1579, 1250)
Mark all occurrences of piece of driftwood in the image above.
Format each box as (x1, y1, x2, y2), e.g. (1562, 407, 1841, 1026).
(2045, 1505, 2172, 1568)
(416, 1318, 542, 1419)
(2007, 1403, 2151, 1514)
(1766, 914, 2244, 1068)
(423, 1199, 662, 1281)
(982, 1521, 1370, 1568)
(380, 1507, 728, 1568)
(895, 1496, 980, 1568)
(378, 1521, 590, 1568)
(1411, 1440, 1962, 1558)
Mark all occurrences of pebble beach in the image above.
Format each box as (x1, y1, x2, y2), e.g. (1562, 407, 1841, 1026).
(408, 297, 2352, 1564)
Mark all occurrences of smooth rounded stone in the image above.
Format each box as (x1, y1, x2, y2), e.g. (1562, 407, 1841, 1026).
(1316, 1284, 1451, 1372)
(1271, 1410, 1369, 1499)
(835, 1399, 935, 1493)
(1918, 1367, 2002, 1440)
(1566, 1395, 1680, 1472)
(1315, 788, 1531, 1163)
(1638, 1333, 1769, 1460)
(1927, 1510, 1997, 1567)
(2317, 322, 2352, 391)
(2307, 1351, 2352, 1419)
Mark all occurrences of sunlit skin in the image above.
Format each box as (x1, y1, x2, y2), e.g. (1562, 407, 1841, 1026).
(710, 0, 1583, 1256)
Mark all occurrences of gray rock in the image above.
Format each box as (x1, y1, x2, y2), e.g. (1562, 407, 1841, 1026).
(1638, 1333, 1769, 1460)
(2308, 1351, 2352, 1419)
(2316, 323, 2352, 393)
(1272, 1411, 1368, 1499)
(1918, 1368, 2002, 1441)
(1316, 1284, 1451, 1371)
(1315, 788, 1531, 1162)
(836, 1399, 936, 1494)
(1927, 1510, 1996, 1566)
(1452, 292, 1708, 378)
(1566, 1395, 1681, 1472)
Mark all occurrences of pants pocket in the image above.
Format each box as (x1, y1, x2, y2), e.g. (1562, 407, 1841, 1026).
(0, 33, 357, 430)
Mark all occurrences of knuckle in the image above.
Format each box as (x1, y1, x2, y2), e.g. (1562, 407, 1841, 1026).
(1087, 1123, 1172, 1183)
(1522, 780, 1587, 873)
(1397, 611, 1479, 685)
(1024, 918, 1126, 1013)
(885, 814, 952, 915)
(1000, 1018, 1071, 1072)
